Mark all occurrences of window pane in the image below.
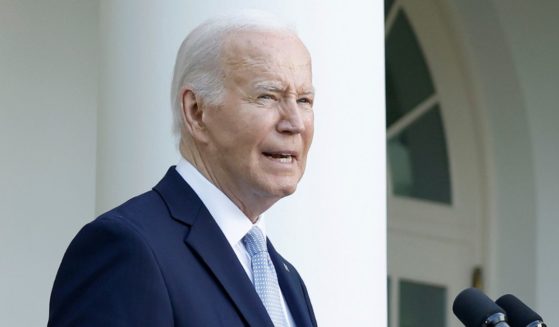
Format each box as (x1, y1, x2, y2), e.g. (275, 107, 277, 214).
(385, 0, 395, 18)
(388, 106, 451, 204)
(399, 279, 446, 327)
(386, 11, 435, 127)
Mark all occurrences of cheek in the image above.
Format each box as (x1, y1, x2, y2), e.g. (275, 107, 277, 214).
(209, 113, 257, 147)
(304, 114, 315, 145)
(238, 114, 278, 142)
(226, 126, 269, 161)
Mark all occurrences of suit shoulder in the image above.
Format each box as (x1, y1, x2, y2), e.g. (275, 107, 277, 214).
(93, 190, 170, 235)
(99, 190, 164, 220)
(67, 207, 157, 265)
(49, 199, 174, 326)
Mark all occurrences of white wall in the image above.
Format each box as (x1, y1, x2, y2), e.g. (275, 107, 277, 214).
(490, 0, 559, 322)
(447, 0, 559, 323)
(96, 0, 386, 325)
(445, 0, 538, 304)
(0, 0, 98, 325)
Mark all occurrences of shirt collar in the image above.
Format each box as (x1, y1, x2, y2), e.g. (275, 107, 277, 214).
(175, 157, 266, 247)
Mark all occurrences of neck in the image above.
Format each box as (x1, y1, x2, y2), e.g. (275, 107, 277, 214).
(179, 139, 275, 222)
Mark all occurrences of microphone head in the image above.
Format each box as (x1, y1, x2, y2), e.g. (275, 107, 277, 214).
(453, 288, 507, 327)
(496, 294, 543, 326)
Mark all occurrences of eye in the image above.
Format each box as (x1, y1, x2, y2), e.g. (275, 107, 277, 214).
(297, 97, 313, 106)
(257, 94, 277, 101)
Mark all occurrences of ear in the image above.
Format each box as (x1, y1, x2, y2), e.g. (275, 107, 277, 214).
(180, 87, 209, 143)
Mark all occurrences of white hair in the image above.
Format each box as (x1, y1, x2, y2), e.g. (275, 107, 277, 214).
(170, 10, 296, 137)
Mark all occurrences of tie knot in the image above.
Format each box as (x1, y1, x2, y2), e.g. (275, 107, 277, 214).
(243, 226, 267, 256)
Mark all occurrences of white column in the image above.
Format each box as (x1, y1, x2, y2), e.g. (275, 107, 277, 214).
(0, 1, 98, 325)
(96, 0, 180, 213)
(96, 1, 386, 325)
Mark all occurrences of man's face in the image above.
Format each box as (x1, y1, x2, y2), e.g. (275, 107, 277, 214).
(199, 30, 314, 215)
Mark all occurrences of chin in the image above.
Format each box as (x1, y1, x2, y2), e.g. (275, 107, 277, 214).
(272, 182, 298, 198)
(258, 174, 301, 200)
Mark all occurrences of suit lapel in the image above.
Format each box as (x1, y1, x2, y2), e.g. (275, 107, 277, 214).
(268, 240, 314, 327)
(185, 208, 273, 326)
(154, 167, 273, 327)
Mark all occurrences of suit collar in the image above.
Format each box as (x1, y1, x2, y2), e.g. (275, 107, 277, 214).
(153, 166, 202, 226)
(153, 167, 274, 326)
(175, 158, 261, 251)
(268, 240, 315, 327)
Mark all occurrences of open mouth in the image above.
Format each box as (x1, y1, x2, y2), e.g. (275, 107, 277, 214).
(262, 152, 296, 163)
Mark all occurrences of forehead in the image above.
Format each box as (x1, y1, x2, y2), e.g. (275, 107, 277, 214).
(221, 30, 312, 85)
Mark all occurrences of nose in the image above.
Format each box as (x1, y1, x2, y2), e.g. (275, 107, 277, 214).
(277, 99, 305, 134)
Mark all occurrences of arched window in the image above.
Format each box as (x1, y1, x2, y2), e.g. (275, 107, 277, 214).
(386, 8, 451, 204)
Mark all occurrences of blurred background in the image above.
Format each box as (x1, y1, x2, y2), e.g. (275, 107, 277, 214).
(385, 0, 559, 326)
(0, 0, 386, 326)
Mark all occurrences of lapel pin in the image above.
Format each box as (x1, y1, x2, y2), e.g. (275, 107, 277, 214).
(283, 262, 290, 272)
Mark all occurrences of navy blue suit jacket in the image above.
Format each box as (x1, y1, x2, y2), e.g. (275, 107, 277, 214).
(48, 167, 317, 326)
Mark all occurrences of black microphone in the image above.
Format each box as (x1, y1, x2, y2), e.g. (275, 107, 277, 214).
(496, 294, 546, 327)
(453, 288, 510, 327)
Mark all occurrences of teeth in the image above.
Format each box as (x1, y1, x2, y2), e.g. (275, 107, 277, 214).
(265, 153, 293, 163)
(277, 156, 292, 163)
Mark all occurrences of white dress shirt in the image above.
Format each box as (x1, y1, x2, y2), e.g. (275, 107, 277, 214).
(175, 158, 295, 326)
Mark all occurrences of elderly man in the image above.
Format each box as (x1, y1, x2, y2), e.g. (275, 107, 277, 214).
(48, 11, 317, 327)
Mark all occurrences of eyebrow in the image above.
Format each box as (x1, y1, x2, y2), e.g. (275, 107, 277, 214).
(253, 81, 315, 95)
(253, 81, 285, 92)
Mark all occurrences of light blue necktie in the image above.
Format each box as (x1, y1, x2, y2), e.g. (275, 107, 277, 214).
(243, 226, 288, 327)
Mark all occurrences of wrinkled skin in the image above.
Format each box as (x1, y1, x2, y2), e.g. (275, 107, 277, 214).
(180, 30, 314, 221)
